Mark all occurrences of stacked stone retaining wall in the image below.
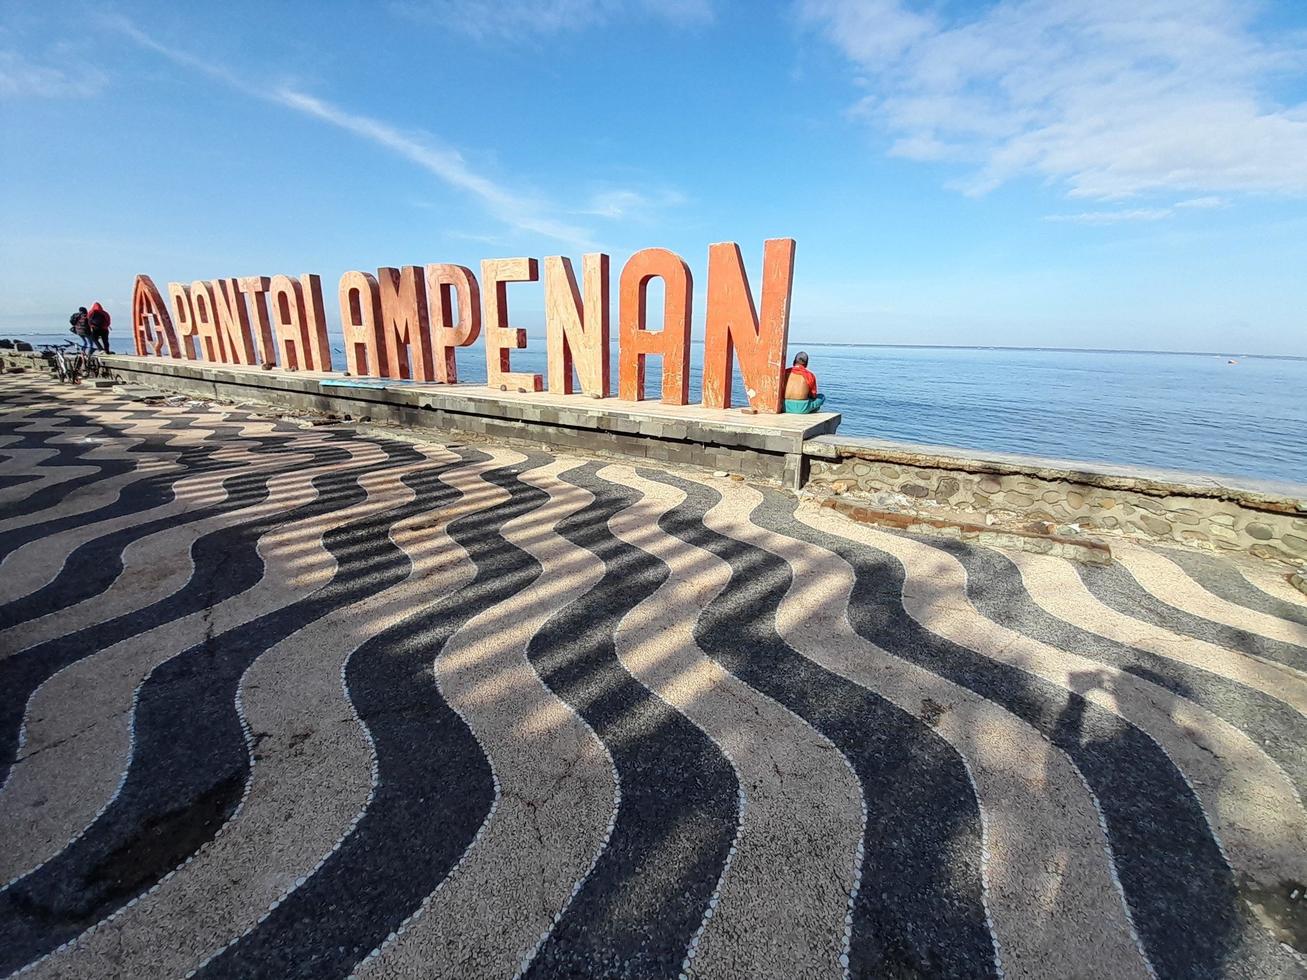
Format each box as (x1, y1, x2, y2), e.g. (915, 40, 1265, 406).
(804, 435, 1307, 567)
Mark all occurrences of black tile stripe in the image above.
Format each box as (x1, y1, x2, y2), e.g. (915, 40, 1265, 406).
(1078, 561, 1307, 673)
(926, 537, 1307, 804)
(0, 438, 381, 797)
(0, 418, 325, 564)
(0, 429, 351, 627)
(1150, 546, 1307, 630)
(198, 455, 578, 979)
(647, 472, 997, 980)
(520, 463, 738, 980)
(759, 490, 1303, 979)
(0, 439, 439, 976)
(0, 411, 311, 561)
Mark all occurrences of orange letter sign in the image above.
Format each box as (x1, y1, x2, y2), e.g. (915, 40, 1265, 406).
(300, 274, 332, 371)
(167, 282, 199, 360)
(618, 248, 692, 404)
(132, 275, 179, 357)
(211, 278, 257, 365)
(338, 271, 384, 377)
(269, 275, 310, 371)
(377, 266, 435, 381)
(702, 239, 795, 412)
(189, 281, 228, 363)
(425, 264, 480, 383)
(237, 276, 277, 366)
(544, 254, 609, 397)
(481, 258, 542, 392)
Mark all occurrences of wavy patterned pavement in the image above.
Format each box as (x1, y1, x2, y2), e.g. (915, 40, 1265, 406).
(1, 373, 1305, 979)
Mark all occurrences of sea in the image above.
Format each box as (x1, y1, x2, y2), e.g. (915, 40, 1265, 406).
(13, 330, 1307, 487)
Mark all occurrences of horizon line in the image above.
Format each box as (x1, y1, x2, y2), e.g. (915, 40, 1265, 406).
(9, 329, 1307, 362)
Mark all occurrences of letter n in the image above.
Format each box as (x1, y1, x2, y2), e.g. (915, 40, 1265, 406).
(544, 253, 609, 396)
(702, 239, 795, 412)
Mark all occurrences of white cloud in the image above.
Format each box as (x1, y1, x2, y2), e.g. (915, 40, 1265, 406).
(1044, 208, 1176, 224)
(0, 49, 105, 99)
(579, 187, 688, 219)
(104, 15, 645, 250)
(390, 0, 713, 40)
(801, 0, 1307, 200)
(274, 88, 596, 247)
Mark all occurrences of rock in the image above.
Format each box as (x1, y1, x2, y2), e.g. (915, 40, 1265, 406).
(1003, 491, 1034, 507)
(979, 477, 1002, 493)
(1282, 534, 1307, 555)
(1245, 523, 1274, 541)
(902, 483, 929, 499)
(1066, 491, 1085, 509)
(935, 477, 960, 501)
(1140, 514, 1173, 537)
(713, 471, 728, 478)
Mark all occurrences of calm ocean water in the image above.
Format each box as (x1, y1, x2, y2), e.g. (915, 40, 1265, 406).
(16, 330, 1307, 486)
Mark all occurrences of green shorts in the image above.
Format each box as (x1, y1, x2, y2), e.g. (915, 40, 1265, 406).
(783, 393, 826, 414)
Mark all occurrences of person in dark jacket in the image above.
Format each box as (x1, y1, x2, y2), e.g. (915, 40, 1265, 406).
(69, 307, 93, 352)
(87, 302, 112, 353)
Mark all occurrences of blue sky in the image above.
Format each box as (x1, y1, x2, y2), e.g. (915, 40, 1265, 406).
(3, 0, 1307, 355)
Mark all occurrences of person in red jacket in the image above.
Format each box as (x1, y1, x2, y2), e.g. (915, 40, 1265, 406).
(87, 302, 112, 353)
(783, 351, 825, 413)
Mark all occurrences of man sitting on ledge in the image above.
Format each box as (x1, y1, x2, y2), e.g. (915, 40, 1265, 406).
(783, 351, 826, 414)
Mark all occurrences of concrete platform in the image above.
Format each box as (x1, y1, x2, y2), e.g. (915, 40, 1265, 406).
(42, 353, 842, 487)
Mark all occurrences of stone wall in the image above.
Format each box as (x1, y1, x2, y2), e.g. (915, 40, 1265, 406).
(804, 435, 1307, 566)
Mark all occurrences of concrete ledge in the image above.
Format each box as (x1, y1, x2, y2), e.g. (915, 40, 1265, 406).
(18, 352, 841, 487)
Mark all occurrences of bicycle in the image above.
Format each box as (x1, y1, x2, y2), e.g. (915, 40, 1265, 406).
(77, 349, 102, 380)
(38, 342, 83, 383)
